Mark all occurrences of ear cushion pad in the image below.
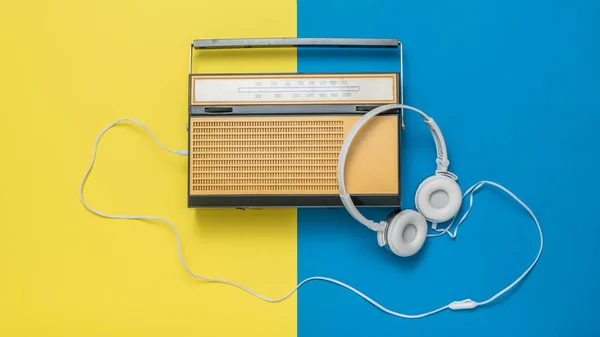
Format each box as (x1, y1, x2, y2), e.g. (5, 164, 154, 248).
(415, 175, 462, 223)
(386, 210, 428, 257)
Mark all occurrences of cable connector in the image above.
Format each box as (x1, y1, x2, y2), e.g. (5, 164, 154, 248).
(449, 299, 478, 310)
(175, 150, 188, 156)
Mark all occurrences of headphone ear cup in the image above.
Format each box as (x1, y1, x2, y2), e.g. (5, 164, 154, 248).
(415, 175, 462, 223)
(386, 210, 428, 257)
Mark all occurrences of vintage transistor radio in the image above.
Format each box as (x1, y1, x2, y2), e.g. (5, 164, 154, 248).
(187, 38, 403, 208)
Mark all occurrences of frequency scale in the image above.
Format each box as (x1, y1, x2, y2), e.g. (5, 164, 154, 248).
(187, 38, 404, 208)
(191, 73, 397, 105)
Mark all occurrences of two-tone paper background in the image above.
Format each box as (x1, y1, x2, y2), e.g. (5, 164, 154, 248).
(1, 0, 599, 336)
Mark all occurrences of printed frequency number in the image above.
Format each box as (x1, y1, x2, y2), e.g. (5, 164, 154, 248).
(238, 79, 360, 100)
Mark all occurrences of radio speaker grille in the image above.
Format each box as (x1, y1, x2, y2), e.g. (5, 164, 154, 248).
(189, 115, 398, 195)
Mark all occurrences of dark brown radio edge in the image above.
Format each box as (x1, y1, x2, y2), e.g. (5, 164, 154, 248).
(188, 194, 400, 208)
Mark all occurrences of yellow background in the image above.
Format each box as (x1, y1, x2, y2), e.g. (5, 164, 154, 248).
(0, 1, 297, 336)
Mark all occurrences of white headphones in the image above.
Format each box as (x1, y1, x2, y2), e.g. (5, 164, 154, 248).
(338, 103, 463, 257)
(80, 109, 543, 318)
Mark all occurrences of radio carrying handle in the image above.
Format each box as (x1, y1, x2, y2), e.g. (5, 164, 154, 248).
(189, 37, 404, 129)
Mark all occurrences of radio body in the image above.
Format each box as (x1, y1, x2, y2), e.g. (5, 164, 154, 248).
(187, 38, 404, 208)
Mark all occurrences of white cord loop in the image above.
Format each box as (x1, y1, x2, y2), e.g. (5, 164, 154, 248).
(80, 118, 543, 319)
(427, 180, 544, 307)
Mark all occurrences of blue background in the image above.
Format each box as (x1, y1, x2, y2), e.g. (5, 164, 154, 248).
(297, 1, 600, 336)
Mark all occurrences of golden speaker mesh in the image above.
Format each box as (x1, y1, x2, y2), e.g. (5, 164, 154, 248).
(189, 115, 398, 195)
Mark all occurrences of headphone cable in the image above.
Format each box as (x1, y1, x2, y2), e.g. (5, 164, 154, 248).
(79, 118, 543, 318)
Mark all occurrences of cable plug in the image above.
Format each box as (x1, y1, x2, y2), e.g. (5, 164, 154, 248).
(175, 150, 188, 156)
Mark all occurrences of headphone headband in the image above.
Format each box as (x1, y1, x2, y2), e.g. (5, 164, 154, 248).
(337, 103, 452, 232)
